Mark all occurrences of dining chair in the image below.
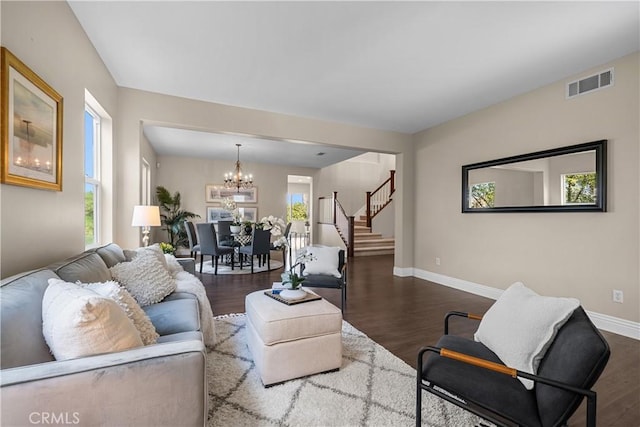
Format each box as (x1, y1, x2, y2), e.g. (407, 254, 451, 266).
(183, 220, 201, 260)
(217, 220, 235, 247)
(238, 228, 271, 273)
(196, 223, 234, 274)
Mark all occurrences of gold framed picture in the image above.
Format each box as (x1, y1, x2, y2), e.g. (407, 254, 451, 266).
(1, 47, 63, 191)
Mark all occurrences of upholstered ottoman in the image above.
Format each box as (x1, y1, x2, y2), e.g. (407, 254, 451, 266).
(245, 289, 343, 386)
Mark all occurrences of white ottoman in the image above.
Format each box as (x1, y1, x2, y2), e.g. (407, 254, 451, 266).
(245, 289, 343, 386)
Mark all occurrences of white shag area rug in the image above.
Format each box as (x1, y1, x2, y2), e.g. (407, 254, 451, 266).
(207, 314, 494, 427)
(200, 259, 284, 275)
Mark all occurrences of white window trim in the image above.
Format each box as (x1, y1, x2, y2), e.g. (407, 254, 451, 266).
(561, 171, 596, 206)
(84, 89, 113, 249)
(85, 105, 101, 248)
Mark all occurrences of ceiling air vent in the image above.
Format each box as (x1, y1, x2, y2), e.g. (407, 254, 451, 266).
(567, 68, 614, 99)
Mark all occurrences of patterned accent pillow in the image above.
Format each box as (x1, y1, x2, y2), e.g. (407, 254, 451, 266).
(124, 244, 170, 271)
(43, 279, 143, 360)
(82, 281, 159, 345)
(110, 249, 176, 306)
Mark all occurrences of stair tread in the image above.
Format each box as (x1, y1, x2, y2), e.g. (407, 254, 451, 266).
(354, 245, 395, 251)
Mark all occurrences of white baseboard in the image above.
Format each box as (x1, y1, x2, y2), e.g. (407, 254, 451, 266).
(392, 266, 414, 277)
(395, 266, 640, 341)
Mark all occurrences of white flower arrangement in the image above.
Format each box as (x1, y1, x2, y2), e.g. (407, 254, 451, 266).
(258, 215, 288, 248)
(221, 197, 237, 211)
(231, 210, 243, 226)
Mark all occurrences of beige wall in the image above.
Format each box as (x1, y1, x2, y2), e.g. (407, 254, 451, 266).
(0, 1, 118, 278)
(314, 152, 396, 216)
(413, 53, 639, 323)
(150, 155, 315, 244)
(115, 89, 414, 268)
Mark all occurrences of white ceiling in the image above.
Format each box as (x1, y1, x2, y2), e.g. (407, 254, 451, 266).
(143, 125, 369, 168)
(69, 1, 639, 167)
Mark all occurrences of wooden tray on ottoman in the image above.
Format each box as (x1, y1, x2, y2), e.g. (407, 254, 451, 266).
(263, 290, 321, 305)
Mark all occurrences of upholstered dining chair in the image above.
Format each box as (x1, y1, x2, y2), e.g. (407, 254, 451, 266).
(299, 246, 347, 312)
(183, 220, 200, 260)
(196, 223, 234, 274)
(238, 228, 271, 273)
(216, 220, 235, 247)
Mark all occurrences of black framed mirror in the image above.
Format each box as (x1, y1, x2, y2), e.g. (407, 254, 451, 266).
(462, 140, 607, 213)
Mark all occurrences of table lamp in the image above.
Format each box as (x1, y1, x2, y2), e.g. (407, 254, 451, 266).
(131, 205, 161, 247)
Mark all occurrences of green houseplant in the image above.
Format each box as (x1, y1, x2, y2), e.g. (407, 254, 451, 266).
(156, 186, 200, 248)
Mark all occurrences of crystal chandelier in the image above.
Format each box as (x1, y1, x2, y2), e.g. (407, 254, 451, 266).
(223, 144, 253, 192)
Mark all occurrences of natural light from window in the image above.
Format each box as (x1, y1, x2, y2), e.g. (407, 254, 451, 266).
(84, 106, 100, 246)
(562, 172, 597, 205)
(469, 182, 495, 208)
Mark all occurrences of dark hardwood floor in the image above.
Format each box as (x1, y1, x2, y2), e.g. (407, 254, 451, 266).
(198, 254, 640, 427)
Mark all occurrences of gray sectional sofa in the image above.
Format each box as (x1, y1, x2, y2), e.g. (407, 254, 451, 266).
(0, 243, 208, 426)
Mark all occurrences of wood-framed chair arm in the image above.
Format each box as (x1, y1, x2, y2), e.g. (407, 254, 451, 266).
(417, 345, 598, 427)
(444, 311, 483, 335)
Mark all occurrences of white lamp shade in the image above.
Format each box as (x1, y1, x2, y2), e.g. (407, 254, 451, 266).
(131, 205, 161, 227)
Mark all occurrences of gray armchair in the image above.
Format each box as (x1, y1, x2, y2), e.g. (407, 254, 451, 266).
(417, 307, 610, 427)
(300, 248, 347, 312)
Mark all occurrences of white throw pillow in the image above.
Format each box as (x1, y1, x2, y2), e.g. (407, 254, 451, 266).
(42, 279, 143, 360)
(302, 246, 342, 278)
(164, 254, 184, 278)
(474, 282, 579, 390)
(124, 244, 170, 271)
(110, 249, 176, 306)
(82, 281, 159, 345)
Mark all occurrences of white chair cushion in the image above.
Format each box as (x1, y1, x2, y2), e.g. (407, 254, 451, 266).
(474, 282, 579, 389)
(302, 246, 341, 278)
(42, 279, 143, 360)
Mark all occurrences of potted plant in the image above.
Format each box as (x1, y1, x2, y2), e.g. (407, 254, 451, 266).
(159, 242, 175, 255)
(230, 211, 243, 234)
(242, 220, 253, 235)
(280, 252, 316, 300)
(156, 186, 200, 248)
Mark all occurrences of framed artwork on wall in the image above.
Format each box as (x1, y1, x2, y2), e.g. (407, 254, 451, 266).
(207, 206, 258, 223)
(238, 207, 257, 222)
(206, 207, 233, 223)
(1, 47, 63, 191)
(205, 184, 257, 203)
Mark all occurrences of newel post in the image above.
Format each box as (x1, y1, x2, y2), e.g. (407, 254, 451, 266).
(390, 170, 396, 193)
(348, 216, 355, 258)
(366, 191, 372, 228)
(332, 191, 338, 225)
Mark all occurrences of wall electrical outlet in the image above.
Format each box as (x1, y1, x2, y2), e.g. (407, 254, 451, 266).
(612, 290, 624, 303)
(435, 257, 441, 266)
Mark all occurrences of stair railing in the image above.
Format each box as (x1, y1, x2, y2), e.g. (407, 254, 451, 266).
(365, 170, 395, 228)
(318, 191, 354, 257)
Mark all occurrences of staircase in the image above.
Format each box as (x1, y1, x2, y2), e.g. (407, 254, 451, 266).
(317, 170, 396, 258)
(353, 215, 395, 256)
